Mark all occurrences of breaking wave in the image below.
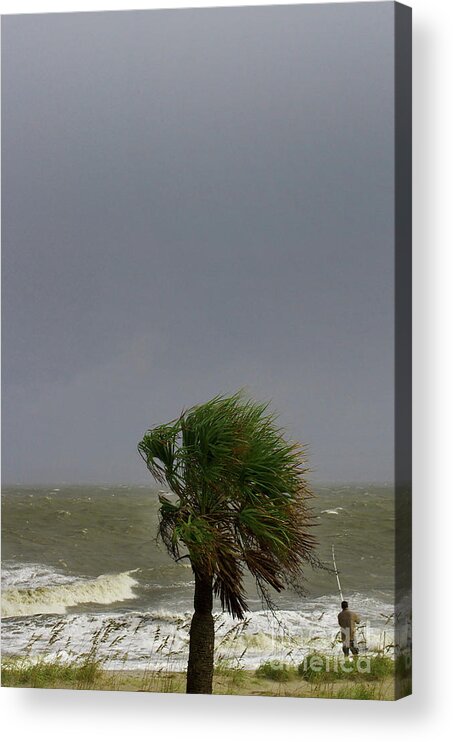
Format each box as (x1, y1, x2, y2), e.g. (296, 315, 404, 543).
(1, 571, 139, 617)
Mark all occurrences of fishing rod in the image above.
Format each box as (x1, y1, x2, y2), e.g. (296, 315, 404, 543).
(331, 544, 344, 603)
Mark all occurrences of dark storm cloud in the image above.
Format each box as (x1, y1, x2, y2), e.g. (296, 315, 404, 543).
(2, 3, 395, 483)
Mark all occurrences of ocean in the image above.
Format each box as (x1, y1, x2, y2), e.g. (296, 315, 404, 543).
(1, 484, 398, 671)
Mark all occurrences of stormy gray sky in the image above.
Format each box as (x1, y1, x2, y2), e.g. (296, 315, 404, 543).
(2, 3, 395, 484)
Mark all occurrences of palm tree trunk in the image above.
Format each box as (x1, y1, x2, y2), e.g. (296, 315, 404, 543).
(186, 572, 214, 694)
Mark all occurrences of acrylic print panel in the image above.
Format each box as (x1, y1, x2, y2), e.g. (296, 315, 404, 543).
(1, 2, 412, 700)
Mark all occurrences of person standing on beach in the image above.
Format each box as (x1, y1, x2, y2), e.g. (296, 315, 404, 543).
(338, 600, 360, 656)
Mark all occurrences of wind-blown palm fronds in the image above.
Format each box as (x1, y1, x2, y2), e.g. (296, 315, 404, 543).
(138, 392, 316, 620)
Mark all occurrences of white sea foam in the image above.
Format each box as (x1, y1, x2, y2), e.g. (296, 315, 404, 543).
(1, 570, 139, 617)
(2, 594, 400, 671)
(320, 507, 344, 515)
(1, 562, 75, 590)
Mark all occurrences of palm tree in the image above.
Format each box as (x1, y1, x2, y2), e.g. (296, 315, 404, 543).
(138, 392, 316, 694)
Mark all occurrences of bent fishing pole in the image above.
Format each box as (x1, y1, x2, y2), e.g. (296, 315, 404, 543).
(331, 544, 344, 603)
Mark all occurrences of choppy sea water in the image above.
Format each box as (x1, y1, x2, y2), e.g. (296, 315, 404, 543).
(1, 484, 401, 670)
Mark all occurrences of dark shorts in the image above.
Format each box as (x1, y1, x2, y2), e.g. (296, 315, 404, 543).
(342, 639, 359, 656)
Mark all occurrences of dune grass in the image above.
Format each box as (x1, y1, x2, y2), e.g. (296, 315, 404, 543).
(1, 656, 102, 690)
(2, 652, 399, 700)
(1, 658, 397, 699)
(1, 615, 407, 700)
(297, 653, 394, 682)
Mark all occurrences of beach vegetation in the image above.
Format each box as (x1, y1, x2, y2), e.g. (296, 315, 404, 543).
(1, 656, 102, 689)
(255, 661, 296, 682)
(297, 652, 394, 682)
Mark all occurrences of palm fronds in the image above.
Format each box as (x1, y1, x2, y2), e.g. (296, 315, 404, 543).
(138, 392, 316, 618)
